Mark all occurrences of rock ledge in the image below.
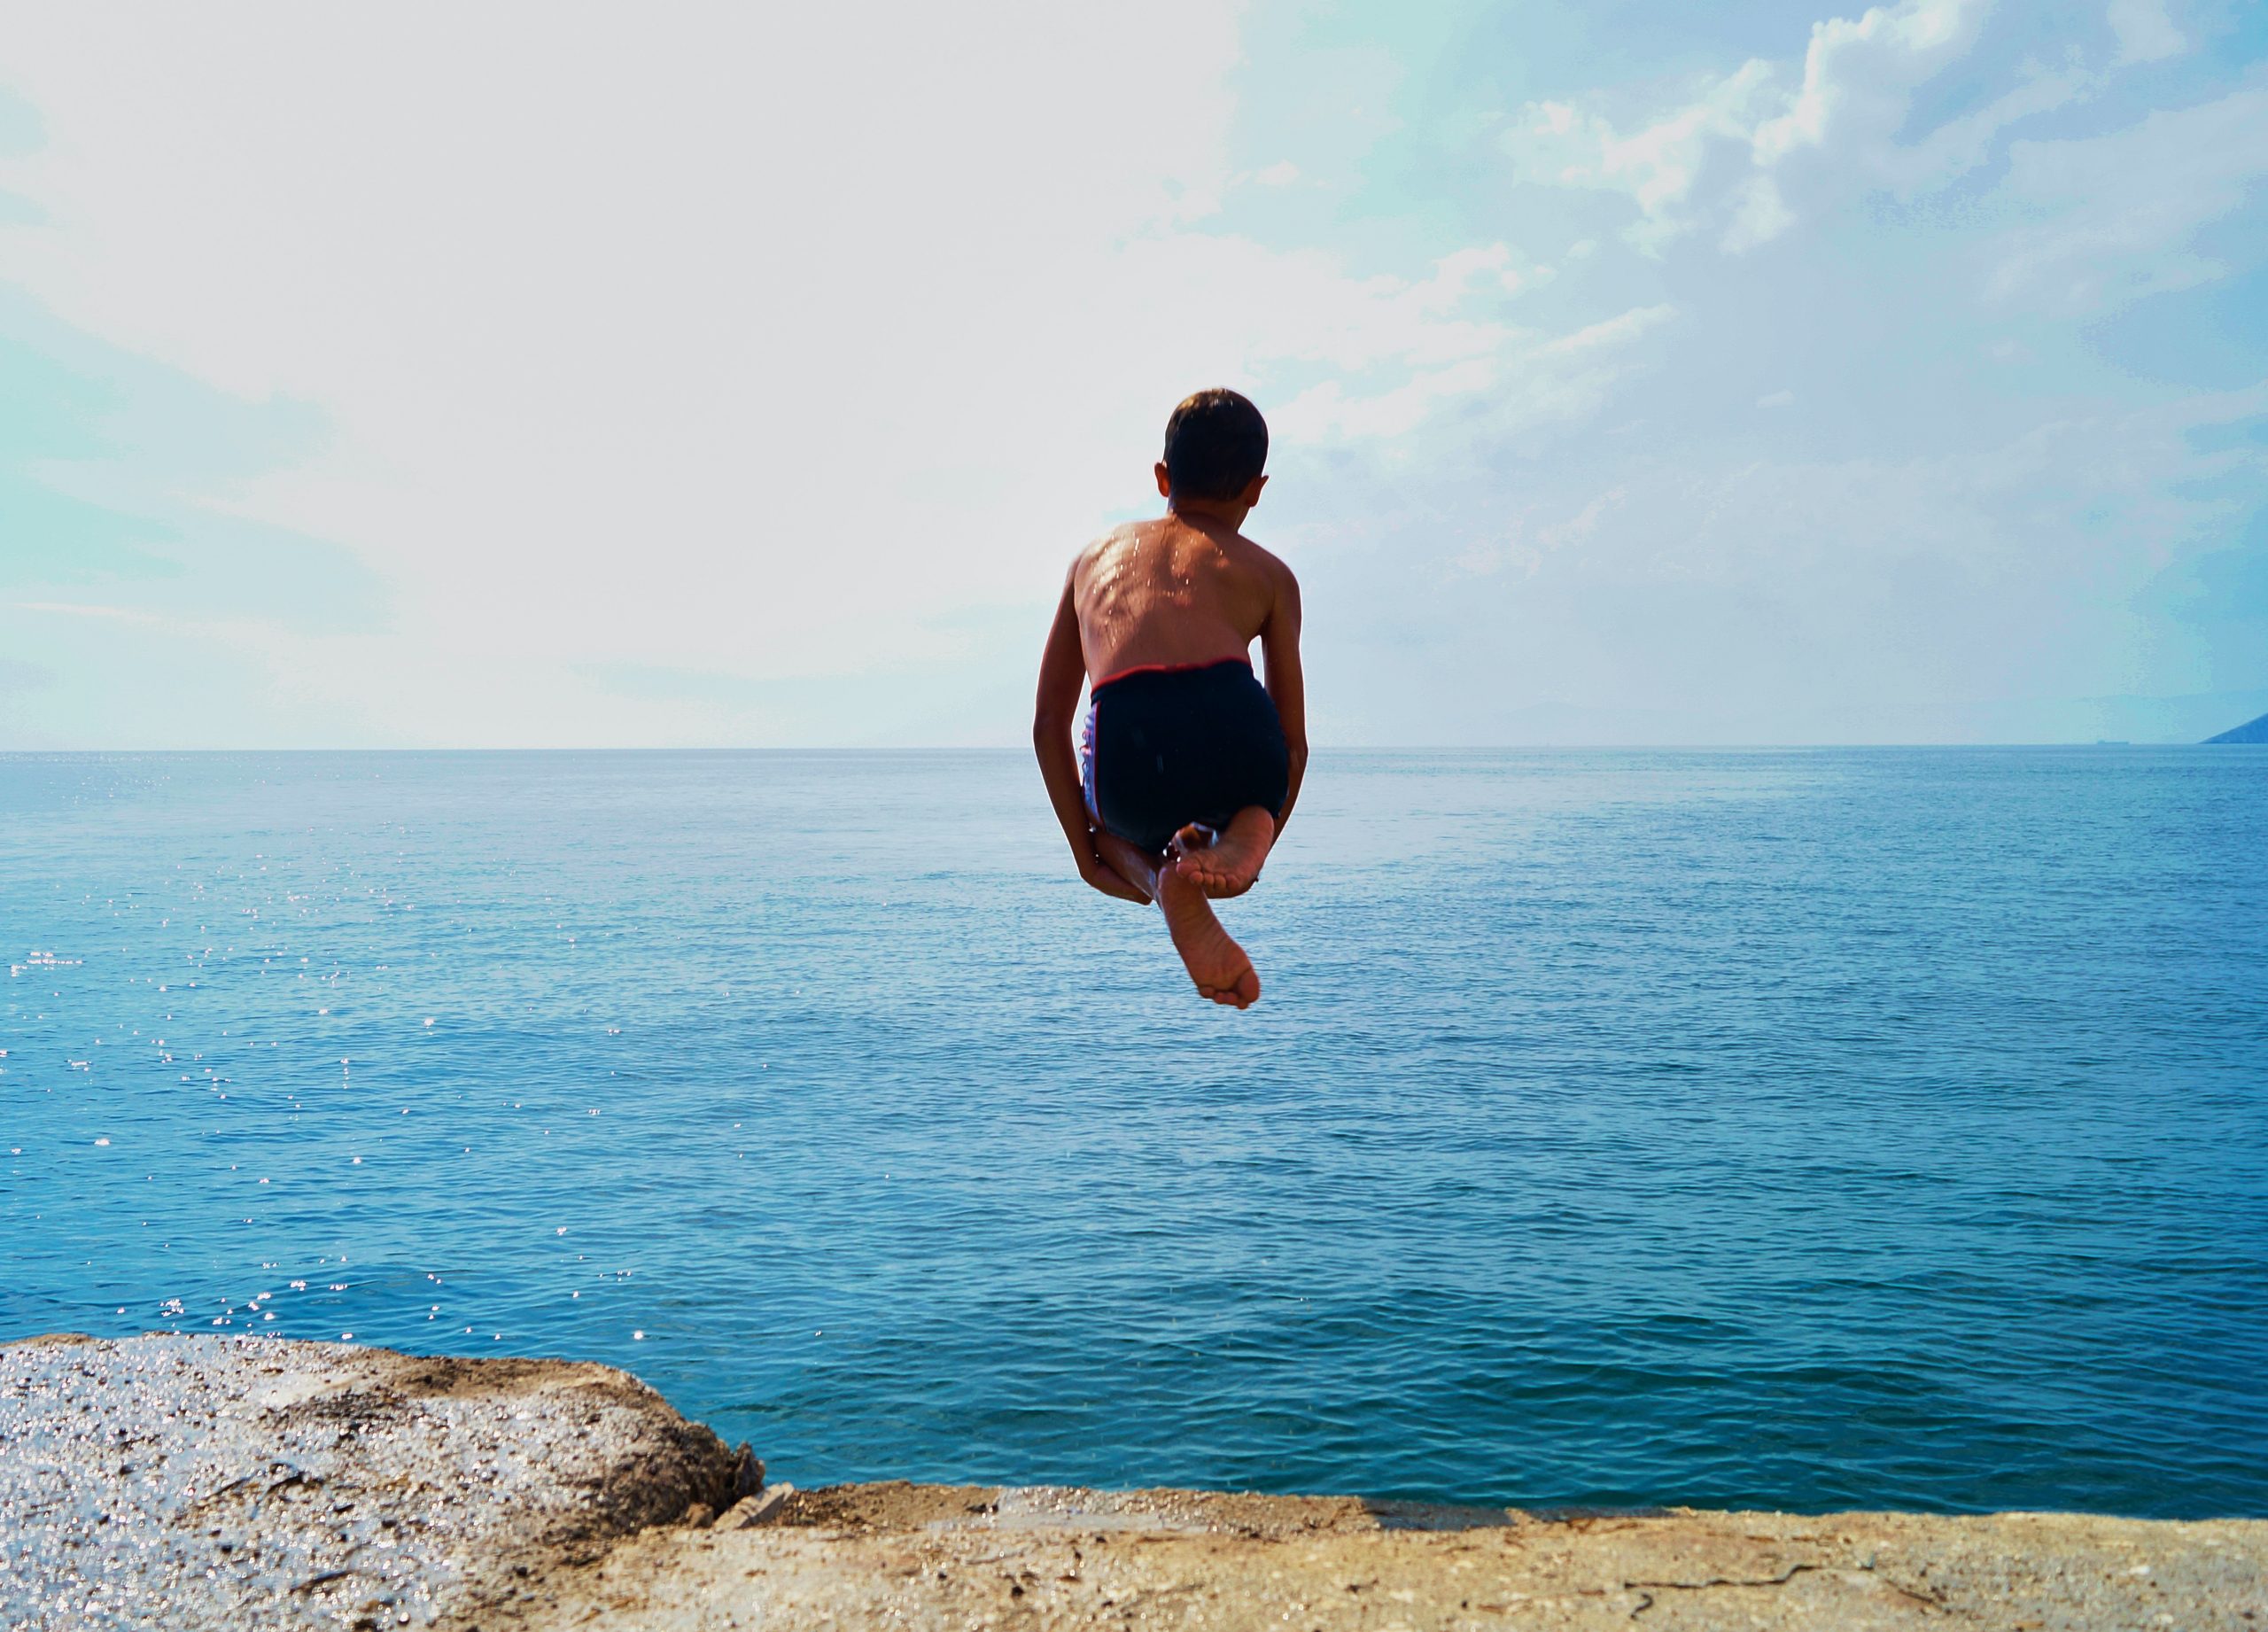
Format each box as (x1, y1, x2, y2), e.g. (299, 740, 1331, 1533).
(5, 1333, 2263, 1631)
(0, 1333, 743, 1630)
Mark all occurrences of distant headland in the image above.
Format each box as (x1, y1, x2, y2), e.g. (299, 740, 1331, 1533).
(2205, 711, 2268, 743)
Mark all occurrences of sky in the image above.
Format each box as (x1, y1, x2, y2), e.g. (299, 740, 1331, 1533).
(2, 0, 2264, 748)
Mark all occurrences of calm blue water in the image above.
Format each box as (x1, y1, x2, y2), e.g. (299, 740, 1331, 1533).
(3, 750, 2264, 1517)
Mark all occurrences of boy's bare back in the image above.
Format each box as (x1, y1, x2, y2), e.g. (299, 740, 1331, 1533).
(1068, 516, 1297, 689)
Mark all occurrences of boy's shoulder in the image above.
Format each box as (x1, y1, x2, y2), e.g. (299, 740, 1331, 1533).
(1223, 526, 1299, 596)
(1231, 526, 1294, 574)
(1067, 519, 1146, 571)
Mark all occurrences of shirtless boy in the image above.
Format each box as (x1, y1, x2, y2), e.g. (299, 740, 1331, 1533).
(1033, 389, 1308, 1009)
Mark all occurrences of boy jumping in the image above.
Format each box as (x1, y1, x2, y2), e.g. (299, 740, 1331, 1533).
(1033, 389, 1308, 1009)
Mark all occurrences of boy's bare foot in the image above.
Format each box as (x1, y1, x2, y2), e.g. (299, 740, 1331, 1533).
(1157, 866, 1262, 1008)
(1172, 807, 1276, 898)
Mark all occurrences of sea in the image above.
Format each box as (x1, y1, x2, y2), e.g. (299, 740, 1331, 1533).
(3, 748, 2264, 1518)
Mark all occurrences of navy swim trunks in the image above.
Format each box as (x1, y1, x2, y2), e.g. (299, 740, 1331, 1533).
(1079, 657, 1290, 854)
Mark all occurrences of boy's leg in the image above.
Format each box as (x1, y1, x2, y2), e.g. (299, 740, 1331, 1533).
(1157, 866, 1261, 1008)
(1096, 826, 1262, 1008)
(1171, 806, 1277, 898)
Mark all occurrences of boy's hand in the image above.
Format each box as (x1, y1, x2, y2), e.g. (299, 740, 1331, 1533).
(1081, 843, 1151, 904)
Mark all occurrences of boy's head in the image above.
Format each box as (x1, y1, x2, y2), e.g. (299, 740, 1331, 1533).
(1160, 389, 1268, 506)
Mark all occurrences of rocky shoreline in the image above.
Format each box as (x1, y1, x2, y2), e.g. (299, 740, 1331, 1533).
(4, 1334, 2262, 1630)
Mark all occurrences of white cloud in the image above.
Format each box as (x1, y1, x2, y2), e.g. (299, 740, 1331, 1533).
(1454, 486, 1627, 579)
(1511, 60, 1779, 253)
(1093, 235, 1568, 399)
(1501, 0, 2259, 323)
(1403, 384, 2268, 739)
(1987, 86, 2268, 312)
(2107, 0, 2186, 65)
(1749, 0, 1977, 166)
(1541, 304, 1678, 355)
(1276, 302, 1674, 443)
(1873, 66, 2093, 197)
(1507, 0, 2029, 253)
(1720, 175, 1799, 253)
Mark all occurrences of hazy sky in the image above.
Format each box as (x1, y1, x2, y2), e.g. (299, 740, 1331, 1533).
(3, 0, 2264, 747)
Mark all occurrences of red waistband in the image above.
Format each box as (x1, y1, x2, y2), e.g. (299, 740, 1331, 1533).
(1092, 655, 1251, 692)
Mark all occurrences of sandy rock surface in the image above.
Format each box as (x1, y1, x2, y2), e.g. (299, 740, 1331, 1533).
(527, 1480, 2268, 1631)
(0, 1333, 744, 1631)
(5, 1334, 2262, 1631)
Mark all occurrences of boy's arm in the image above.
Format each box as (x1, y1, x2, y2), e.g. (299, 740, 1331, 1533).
(1261, 564, 1309, 833)
(1034, 575, 1148, 903)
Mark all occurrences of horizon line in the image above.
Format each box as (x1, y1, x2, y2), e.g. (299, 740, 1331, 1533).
(0, 741, 2237, 756)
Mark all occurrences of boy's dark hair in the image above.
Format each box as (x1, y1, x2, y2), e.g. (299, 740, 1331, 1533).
(1163, 389, 1268, 501)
